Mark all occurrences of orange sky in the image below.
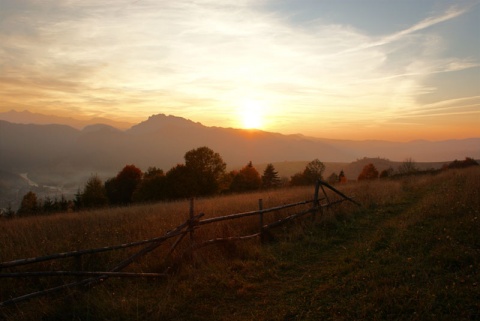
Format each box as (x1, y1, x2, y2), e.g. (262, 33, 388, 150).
(0, 0, 479, 141)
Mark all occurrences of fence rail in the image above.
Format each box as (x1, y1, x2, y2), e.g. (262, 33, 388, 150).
(0, 180, 359, 307)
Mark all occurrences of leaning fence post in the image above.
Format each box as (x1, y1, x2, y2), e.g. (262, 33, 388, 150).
(258, 199, 264, 243)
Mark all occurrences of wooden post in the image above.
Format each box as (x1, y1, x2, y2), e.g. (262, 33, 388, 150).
(259, 199, 264, 243)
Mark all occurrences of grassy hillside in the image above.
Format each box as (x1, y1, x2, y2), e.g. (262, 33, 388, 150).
(1, 167, 479, 320)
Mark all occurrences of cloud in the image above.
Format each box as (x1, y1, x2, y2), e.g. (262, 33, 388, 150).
(0, 0, 478, 138)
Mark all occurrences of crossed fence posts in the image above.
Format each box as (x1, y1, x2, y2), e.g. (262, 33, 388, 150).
(0, 180, 359, 307)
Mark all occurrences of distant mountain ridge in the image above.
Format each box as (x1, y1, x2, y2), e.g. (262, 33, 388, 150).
(0, 110, 135, 130)
(1, 112, 479, 209)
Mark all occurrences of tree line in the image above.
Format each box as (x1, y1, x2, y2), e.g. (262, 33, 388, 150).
(9, 150, 478, 217)
(11, 146, 327, 216)
(354, 157, 478, 181)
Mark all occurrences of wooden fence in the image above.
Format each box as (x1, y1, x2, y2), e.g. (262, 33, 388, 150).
(0, 180, 359, 307)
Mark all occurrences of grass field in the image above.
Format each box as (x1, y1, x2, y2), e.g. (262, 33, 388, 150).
(1, 167, 479, 320)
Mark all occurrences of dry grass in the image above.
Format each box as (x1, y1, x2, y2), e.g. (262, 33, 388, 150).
(1, 167, 479, 320)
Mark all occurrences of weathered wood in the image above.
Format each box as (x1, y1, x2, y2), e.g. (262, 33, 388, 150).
(0, 271, 167, 278)
(259, 199, 265, 243)
(0, 182, 359, 307)
(194, 233, 261, 249)
(0, 227, 188, 269)
(264, 208, 315, 229)
(317, 180, 361, 206)
(198, 200, 313, 226)
(162, 229, 188, 268)
(0, 215, 203, 307)
(106, 217, 200, 275)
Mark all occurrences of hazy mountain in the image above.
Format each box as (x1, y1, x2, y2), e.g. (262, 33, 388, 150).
(0, 110, 135, 130)
(1, 113, 479, 208)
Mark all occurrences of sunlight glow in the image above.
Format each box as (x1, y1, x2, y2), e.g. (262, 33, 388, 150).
(240, 100, 264, 129)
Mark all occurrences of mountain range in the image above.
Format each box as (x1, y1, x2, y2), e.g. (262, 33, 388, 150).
(1, 110, 479, 209)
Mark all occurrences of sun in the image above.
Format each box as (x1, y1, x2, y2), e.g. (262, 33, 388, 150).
(240, 100, 264, 129)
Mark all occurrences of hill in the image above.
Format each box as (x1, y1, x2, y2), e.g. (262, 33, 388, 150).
(1, 167, 478, 320)
(0, 110, 134, 130)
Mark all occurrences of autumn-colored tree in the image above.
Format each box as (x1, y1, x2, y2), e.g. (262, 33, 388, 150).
(262, 163, 281, 189)
(17, 191, 38, 215)
(80, 175, 108, 208)
(358, 163, 379, 180)
(230, 162, 262, 192)
(184, 146, 226, 196)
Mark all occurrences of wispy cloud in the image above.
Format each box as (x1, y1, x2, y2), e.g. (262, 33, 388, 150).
(0, 0, 478, 139)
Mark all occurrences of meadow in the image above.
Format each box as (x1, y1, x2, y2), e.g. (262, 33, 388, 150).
(1, 167, 479, 320)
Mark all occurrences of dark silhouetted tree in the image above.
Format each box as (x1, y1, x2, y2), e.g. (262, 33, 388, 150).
(397, 158, 418, 175)
(17, 191, 38, 215)
(379, 167, 394, 178)
(338, 170, 347, 183)
(184, 146, 226, 196)
(327, 172, 339, 185)
(106, 165, 143, 205)
(358, 163, 379, 180)
(444, 157, 479, 170)
(262, 163, 281, 189)
(133, 167, 167, 202)
(81, 175, 108, 209)
(303, 159, 326, 184)
(290, 172, 308, 186)
(165, 164, 197, 199)
(230, 162, 262, 192)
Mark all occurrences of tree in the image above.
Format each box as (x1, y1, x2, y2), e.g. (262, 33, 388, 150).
(17, 191, 38, 215)
(262, 163, 281, 189)
(338, 170, 347, 183)
(444, 157, 479, 170)
(379, 167, 394, 178)
(133, 167, 167, 202)
(303, 159, 326, 184)
(81, 175, 108, 209)
(397, 158, 418, 175)
(327, 172, 339, 185)
(184, 146, 226, 196)
(358, 163, 379, 180)
(230, 162, 262, 192)
(106, 165, 143, 205)
(165, 164, 197, 199)
(290, 172, 308, 186)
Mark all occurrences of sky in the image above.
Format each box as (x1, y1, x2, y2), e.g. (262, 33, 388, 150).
(0, 0, 479, 141)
